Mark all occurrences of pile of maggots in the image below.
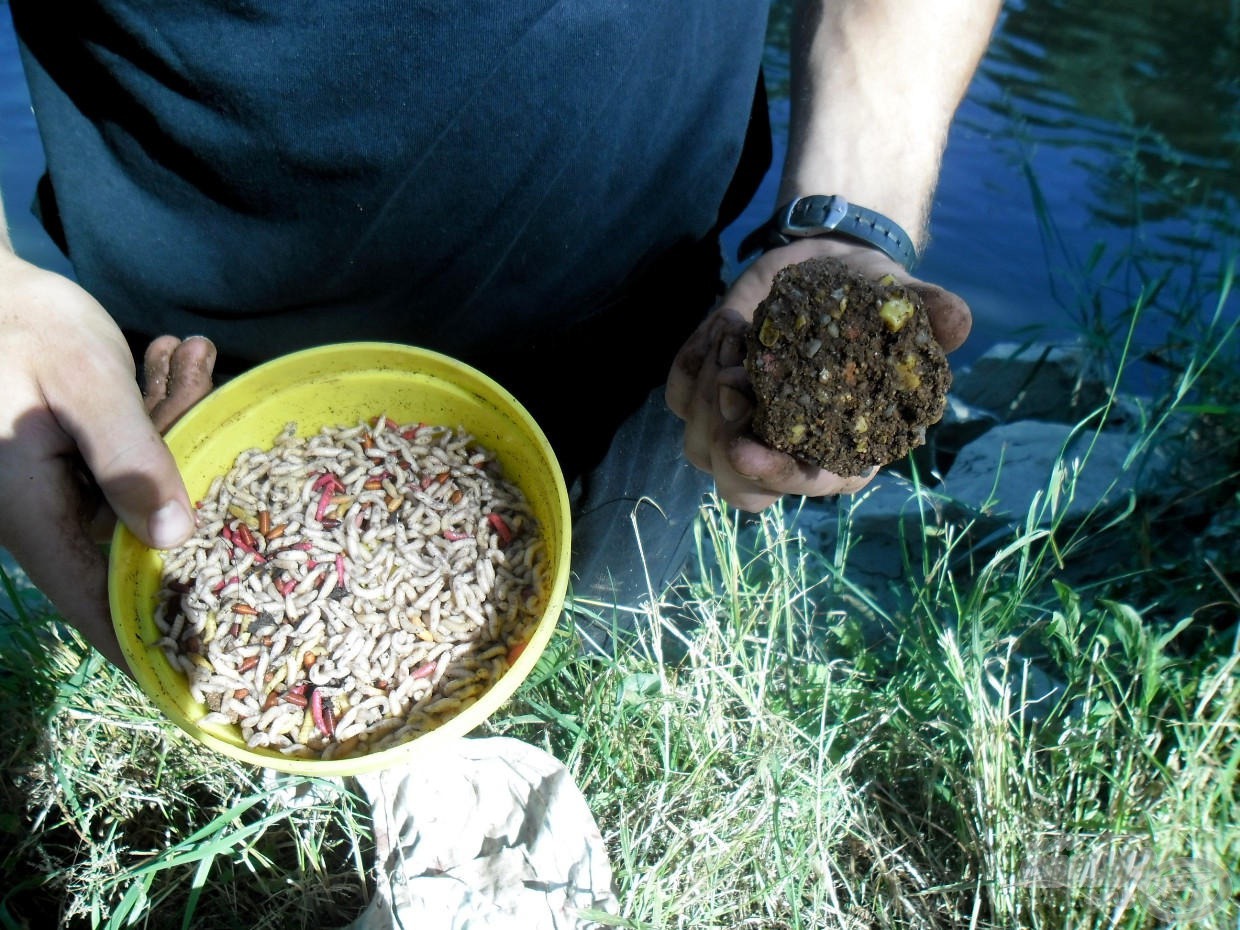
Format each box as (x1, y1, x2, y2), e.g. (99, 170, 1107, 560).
(152, 417, 547, 761)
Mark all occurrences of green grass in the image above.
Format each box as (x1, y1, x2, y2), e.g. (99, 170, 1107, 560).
(492, 485, 1237, 929)
(4, 410, 1235, 930)
(1, 245, 1237, 930)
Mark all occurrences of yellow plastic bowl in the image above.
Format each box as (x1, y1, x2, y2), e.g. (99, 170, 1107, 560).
(108, 342, 571, 776)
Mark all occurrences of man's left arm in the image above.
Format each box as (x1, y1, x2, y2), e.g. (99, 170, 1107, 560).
(666, 0, 1003, 512)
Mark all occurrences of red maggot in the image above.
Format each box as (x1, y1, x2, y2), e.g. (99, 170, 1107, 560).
(487, 512, 513, 546)
(310, 687, 336, 738)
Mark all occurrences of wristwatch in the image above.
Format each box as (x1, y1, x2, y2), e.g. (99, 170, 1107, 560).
(738, 194, 919, 271)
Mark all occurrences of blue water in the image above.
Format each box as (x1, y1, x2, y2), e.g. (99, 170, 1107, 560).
(2, 2, 1237, 373)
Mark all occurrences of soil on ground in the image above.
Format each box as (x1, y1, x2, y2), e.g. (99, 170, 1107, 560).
(744, 256, 951, 476)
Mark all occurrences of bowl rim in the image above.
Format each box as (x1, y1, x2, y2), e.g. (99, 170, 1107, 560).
(108, 340, 571, 775)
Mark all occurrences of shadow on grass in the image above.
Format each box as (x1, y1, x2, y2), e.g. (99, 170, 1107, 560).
(0, 560, 374, 930)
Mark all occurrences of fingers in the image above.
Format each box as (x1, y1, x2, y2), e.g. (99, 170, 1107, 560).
(142, 335, 179, 414)
(94, 403, 197, 550)
(710, 398, 783, 512)
(88, 334, 215, 545)
(715, 443, 876, 511)
(143, 335, 217, 432)
(725, 436, 877, 495)
(676, 310, 749, 475)
(666, 316, 713, 420)
(55, 333, 215, 551)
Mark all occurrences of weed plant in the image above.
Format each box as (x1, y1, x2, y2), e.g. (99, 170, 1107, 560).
(497, 480, 1237, 929)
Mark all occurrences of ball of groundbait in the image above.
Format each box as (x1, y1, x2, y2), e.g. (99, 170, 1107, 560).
(744, 256, 951, 476)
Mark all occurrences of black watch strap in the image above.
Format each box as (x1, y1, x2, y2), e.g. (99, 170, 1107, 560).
(738, 194, 919, 271)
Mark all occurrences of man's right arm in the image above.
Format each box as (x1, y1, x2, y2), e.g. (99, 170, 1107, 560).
(0, 188, 207, 669)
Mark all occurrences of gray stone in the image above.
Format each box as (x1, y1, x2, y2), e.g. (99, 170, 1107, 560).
(791, 473, 939, 575)
(939, 421, 1158, 525)
(952, 341, 1114, 425)
(784, 472, 947, 629)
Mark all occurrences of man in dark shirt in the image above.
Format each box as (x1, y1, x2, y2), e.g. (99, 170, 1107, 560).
(0, 0, 1001, 667)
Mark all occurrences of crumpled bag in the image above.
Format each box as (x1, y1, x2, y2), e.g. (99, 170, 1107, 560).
(346, 736, 619, 930)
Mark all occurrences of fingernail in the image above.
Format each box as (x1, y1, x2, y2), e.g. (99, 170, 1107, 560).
(718, 385, 750, 423)
(149, 500, 194, 548)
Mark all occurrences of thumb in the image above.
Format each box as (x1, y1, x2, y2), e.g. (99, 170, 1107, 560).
(88, 403, 195, 550)
(51, 359, 195, 550)
(905, 280, 973, 353)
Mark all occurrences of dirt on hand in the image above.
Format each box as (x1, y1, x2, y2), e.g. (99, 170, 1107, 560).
(744, 256, 951, 477)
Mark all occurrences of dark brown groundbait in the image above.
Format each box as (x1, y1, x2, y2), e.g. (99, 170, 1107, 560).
(153, 417, 547, 761)
(745, 256, 951, 476)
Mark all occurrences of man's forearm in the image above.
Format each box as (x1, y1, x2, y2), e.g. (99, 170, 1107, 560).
(780, 0, 1002, 251)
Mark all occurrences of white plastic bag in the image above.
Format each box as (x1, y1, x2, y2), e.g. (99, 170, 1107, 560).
(347, 737, 618, 930)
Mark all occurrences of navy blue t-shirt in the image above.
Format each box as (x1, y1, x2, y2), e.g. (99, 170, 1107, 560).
(10, 1, 772, 471)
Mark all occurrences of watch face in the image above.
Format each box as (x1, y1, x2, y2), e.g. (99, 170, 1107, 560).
(790, 194, 850, 234)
